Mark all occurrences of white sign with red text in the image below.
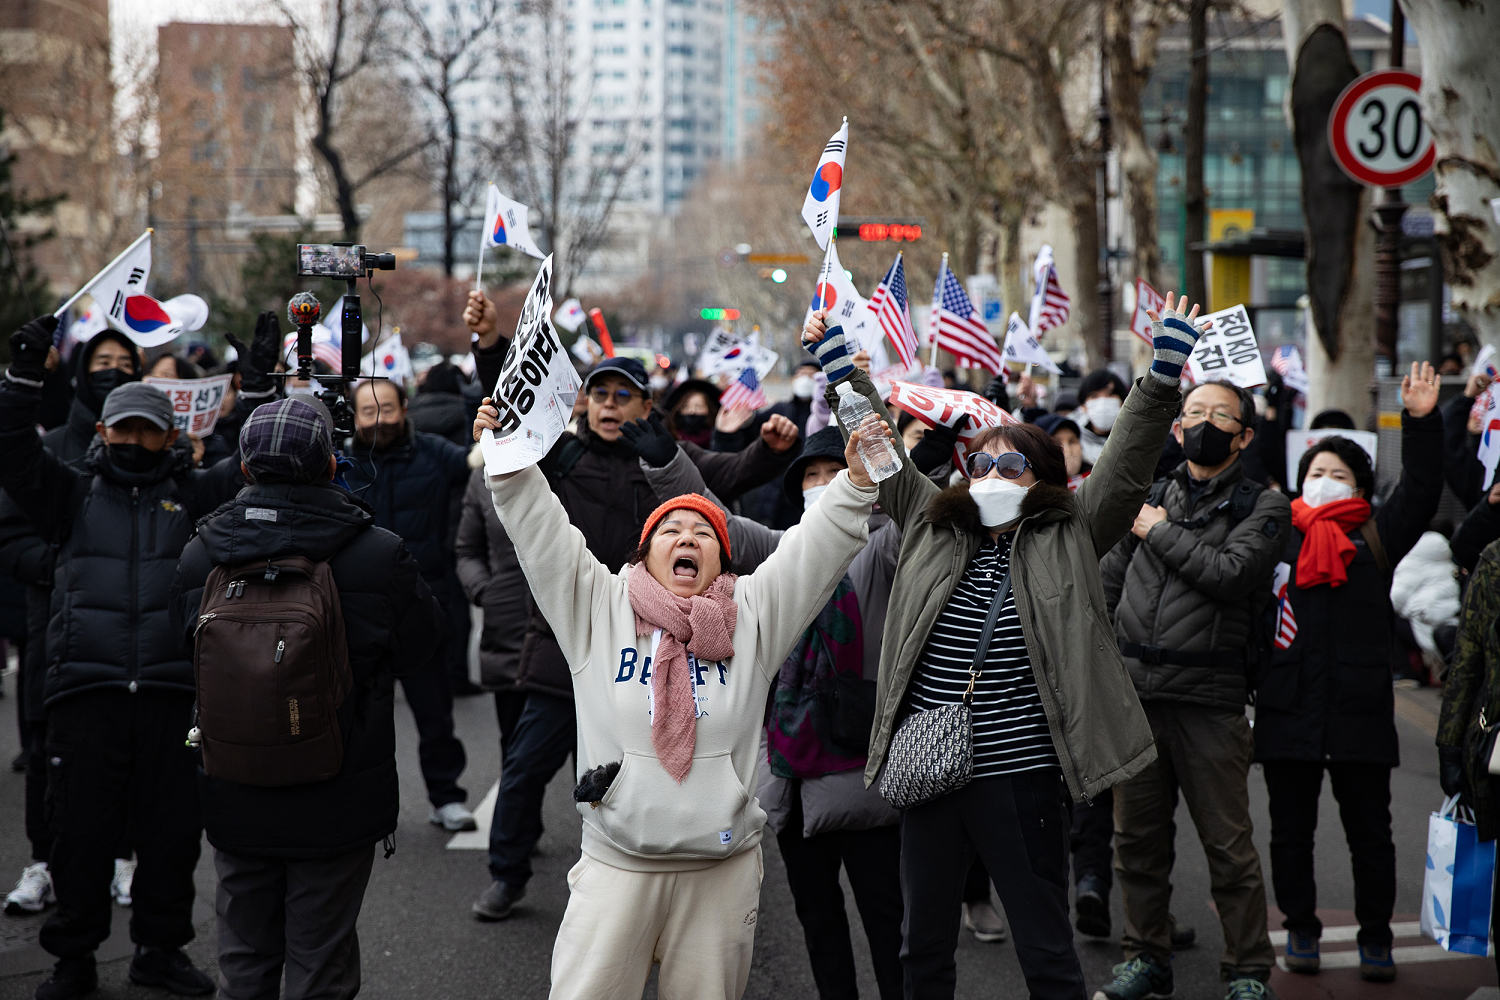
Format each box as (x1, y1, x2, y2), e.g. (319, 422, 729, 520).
(888, 381, 1019, 467)
(143, 374, 233, 438)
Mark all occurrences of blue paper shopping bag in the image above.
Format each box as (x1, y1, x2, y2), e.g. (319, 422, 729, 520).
(1421, 795, 1497, 956)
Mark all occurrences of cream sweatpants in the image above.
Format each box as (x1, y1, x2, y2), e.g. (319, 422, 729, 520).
(549, 847, 764, 1000)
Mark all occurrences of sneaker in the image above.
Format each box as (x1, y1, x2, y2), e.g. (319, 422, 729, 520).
(472, 880, 525, 921)
(34, 956, 97, 1000)
(1223, 977, 1274, 999)
(962, 900, 1009, 942)
(1358, 942, 1396, 982)
(429, 802, 477, 832)
(1075, 876, 1110, 938)
(1168, 918, 1196, 951)
(5, 862, 54, 915)
(111, 858, 136, 907)
(127, 946, 215, 996)
(1092, 956, 1173, 1000)
(1284, 931, 1319, 973)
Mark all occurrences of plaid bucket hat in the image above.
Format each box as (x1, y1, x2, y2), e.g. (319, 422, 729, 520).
(239, 396, 335, 483)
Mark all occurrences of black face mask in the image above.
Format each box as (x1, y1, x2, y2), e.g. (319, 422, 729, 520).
(1181, 421, 1238, 467)
(674, 413, 709, 435)
(108, 443, 166, 474)
(87, 369, 133, 406)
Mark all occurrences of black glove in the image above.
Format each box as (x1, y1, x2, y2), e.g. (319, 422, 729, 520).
(1440, 745, 1468, 800)
(7, 315, 59, 384)
(226, 311, 282, 396)
(909, 416, 965, 475)
(982, 377, 1011, 411)
(619, 412, 678, 467)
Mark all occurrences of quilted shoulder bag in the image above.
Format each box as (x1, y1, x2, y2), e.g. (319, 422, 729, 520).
(879, 568, 1012, 809)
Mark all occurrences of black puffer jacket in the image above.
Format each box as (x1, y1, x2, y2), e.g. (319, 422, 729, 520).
(0, 378, 245, 707)
(455, 464, 526, 690)
(174, 483, 442, 858)
(1253, 410, 1445, 765)
(341, 423, 471, 581)
(1101, 458, 1291, 710)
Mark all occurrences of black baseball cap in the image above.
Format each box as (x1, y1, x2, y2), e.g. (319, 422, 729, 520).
(584, 357, 650, 394)
(1034, 412, 1082, 439)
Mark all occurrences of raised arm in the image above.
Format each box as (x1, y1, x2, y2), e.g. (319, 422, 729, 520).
(737, 468, 878, 682)
(803, 315, 936, 531)
(1374, 363, 1446, 566)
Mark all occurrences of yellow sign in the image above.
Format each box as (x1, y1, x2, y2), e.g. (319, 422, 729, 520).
(1208, 209, 1254, 312)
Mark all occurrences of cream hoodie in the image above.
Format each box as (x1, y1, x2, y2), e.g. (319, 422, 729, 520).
(489, 464, 876, 872)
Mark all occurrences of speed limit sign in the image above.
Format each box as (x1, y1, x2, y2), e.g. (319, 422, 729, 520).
(1329, 69, 1435, 187)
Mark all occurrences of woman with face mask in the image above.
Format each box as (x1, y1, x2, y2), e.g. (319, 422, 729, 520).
(1076, 370, 1130, 466)
(802, 297, 1203, 1000)
(661, 379, 721, 449)
(1252, 363, 1444, 983)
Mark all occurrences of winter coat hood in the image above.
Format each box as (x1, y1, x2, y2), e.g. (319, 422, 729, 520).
(195, 483, 376, 567)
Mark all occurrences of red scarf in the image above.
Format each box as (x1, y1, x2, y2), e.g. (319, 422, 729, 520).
(1290, 496, 1373, 589)
(626, 563, 738, 782)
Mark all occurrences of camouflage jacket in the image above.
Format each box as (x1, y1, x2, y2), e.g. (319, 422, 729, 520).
(1439, 538, 1500, 839)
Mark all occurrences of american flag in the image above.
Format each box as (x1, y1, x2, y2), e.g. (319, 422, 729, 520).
(719, 366, 767, 411)
(1270, 344, 1309, 394)
(868, 252, 918, 369)
(1027, 244, 1071, 335)
(1272, 563, 1298, 650)
(931, 263, 1003, 374)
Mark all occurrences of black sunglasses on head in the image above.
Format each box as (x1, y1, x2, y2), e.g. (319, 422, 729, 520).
(964, 451, 1030, 480)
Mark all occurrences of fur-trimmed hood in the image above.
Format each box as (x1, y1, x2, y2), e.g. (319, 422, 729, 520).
(924, 479, 1075, 536)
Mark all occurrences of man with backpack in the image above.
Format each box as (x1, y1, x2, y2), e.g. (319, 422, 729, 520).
(174, 395, 443, 1000)
(0, 316, 275, 1000)
(1094, 380, 1291, 1000)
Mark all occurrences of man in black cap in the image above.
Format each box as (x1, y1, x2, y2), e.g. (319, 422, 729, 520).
(0, 317, 271, 1000)
(175, 396, 442, 1000)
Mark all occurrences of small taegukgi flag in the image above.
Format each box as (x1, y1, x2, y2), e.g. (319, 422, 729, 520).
(719, 366, 767, 411)
(1027, 244, 1071, 335)
(481, 184, 545, 259)
(1002, 313, 1061, 374)
(800, 119, 848, 251)
(868, 252, 917, 370)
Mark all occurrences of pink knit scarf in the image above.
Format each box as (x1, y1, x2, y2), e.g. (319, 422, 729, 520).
(626, 562, 738, 782)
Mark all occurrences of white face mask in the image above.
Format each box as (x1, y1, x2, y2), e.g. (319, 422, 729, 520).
(1083, 396, 1121, 433)
(968, 477, 1030, 528)
(802, 484, 828, 511)
(791, 375, 816, 400)
(1301, 476, 1356, 508)
(649, 374, 670, 392)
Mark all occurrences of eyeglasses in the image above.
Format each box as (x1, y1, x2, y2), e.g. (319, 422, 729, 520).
(587, 386, 642, 405)
(964, 451, 1030, 480)
(1180, 408, 1244, 430)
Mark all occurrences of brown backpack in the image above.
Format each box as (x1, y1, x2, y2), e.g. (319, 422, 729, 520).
(193, 555, 352, 787)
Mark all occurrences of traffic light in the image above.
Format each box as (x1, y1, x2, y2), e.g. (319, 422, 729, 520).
(700, 308, 741, 321)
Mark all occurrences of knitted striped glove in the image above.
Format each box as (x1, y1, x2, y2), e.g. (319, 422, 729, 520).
(804, 324, 855, 384)
(1148, 306, 1200, 386)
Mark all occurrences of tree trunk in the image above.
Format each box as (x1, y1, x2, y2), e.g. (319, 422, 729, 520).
(1183, 0, 1208, 306)
(1069, 194, 1106, 370)
(314, 128, 362, 242)
(1282, 0, 1378, 423)
(1399, 0, 1500, 347)
(1108, 0, 1163, 289)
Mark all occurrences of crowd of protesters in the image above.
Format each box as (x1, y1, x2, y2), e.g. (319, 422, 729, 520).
(0, 282, 1493, 1000)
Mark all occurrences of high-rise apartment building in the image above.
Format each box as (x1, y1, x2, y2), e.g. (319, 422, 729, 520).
(0, 0, 116, 293)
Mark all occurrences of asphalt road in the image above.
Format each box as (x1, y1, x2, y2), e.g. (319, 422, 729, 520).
(0, 664, 1493, 999)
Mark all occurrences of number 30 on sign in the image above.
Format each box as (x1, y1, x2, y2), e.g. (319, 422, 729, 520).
(1329, 69, 1435, 188)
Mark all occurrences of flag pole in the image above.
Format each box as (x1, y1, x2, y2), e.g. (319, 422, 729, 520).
(54, 229, 152, 318)
(928, 252, 948, 369)
(474, 245, 485, 294)
(816, 230, 835, 313)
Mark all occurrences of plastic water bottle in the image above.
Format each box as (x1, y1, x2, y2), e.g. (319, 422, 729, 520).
(835, 383, 901, 483)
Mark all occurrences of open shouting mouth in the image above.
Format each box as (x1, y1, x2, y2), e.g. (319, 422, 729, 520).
(672, 554, 699, 581)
